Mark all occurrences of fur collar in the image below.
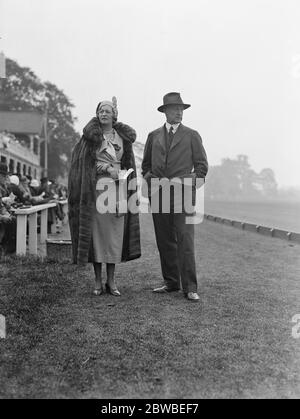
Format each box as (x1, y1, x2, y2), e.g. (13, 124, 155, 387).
(83, 117, 136, 145)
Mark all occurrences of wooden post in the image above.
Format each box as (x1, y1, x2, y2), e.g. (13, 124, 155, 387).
(28, 212, 38, 255)
(16, 214, 27, 255)
(40, 208, 48, 244)
(14, 203, 57, 256)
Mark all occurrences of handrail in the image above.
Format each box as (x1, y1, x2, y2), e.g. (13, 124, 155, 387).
(13, 202, 62, 256)
(1, 200, 69, 256)
(14, 202, 57, 215)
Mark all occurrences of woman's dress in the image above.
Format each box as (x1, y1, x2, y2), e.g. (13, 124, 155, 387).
(92, 130, 124, 263)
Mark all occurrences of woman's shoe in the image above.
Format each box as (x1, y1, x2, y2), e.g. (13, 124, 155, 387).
(93, 288, 104, 296)
(105, 283, 121, 296)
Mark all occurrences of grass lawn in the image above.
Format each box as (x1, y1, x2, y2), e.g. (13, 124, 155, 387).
(0, 214, 300, 399)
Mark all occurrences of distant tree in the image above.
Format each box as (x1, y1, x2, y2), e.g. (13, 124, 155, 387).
(218, 158, 242, 198)
(258, 168, 278, 197)
(235, 155, 260, 198)
(0, 59, 45, 111)
(43, 81, 80, 179)
(205, 166, 227, 199)
(0, 58, 79, 179)
(206, 155, 278, 200)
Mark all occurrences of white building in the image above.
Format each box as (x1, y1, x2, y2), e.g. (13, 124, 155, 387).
(0, 111, 46, 179)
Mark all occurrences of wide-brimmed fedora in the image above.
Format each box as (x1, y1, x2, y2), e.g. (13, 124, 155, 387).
(157, 92, 191, 112)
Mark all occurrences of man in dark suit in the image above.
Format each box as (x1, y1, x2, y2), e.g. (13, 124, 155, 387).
(142, 92, 208, 302)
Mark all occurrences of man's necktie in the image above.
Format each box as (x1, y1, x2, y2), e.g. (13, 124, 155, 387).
(168, 126, 174, 151)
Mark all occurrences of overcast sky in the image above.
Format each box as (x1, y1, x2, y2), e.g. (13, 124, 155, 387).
(1, 0, 299, 187)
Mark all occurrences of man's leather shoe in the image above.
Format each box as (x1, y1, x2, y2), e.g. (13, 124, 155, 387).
(186, 292, 200, 302)
(153, 285, 180, 293)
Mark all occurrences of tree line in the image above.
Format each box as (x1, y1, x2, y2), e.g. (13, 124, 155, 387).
(0, 58, 79, 180)
(1, 58, 283, 201)
(205, 154, 278, 200)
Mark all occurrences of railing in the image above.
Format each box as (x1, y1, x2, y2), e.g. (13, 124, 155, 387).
(204, 214, 300, 244)
(14, 203, 57, 255)
(13, 200, 68, 256)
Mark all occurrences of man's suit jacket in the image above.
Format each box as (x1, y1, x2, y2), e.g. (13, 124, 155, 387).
(142, 124, 208, 180)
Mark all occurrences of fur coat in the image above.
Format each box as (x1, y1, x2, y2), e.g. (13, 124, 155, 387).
(68, 117, 141, 265)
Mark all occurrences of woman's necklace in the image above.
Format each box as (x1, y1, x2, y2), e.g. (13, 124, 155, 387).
(103, 128, 115, 142)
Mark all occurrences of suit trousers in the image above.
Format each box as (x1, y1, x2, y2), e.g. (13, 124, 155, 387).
(152, 211, 198, 293)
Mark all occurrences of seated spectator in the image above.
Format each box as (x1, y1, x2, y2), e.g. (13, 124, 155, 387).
(10, 175, 20, 188)
(9, 175, 27, 206)
(40, 177, 53, 199)
(0, 203, 6, 250)
(0, 196, 12, 224)
(29, 179, 50, 205)
(0, 164, 16, 254)
(29, 179, 41, 196)
(0, 163, 10, 197)
(18, 175, 32, 202)
(0, 196, 11, 255)
(49, 180, 59, 199)
(59, 185, 68, 199)
(0, 164, 17, 208)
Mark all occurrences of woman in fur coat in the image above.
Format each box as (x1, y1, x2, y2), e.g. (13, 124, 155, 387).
(68, 98, 141, 296)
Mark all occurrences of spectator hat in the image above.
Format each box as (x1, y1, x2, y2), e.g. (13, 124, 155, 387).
(9, 175, 20, 186)
(30, 179, 40, 188)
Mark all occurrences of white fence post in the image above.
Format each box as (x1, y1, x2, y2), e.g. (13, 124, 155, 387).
(28, 212, 38, 255)
(0, 314, 6, 339)
(40, 208, 48, 244)
(15, 203, 58, 256)
(16, 214, 27, 255)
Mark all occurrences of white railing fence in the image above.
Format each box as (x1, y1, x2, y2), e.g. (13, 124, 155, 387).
(13, 200, 68, 256)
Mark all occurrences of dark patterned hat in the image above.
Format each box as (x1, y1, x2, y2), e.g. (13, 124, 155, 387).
(158, 92, 191, 112)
